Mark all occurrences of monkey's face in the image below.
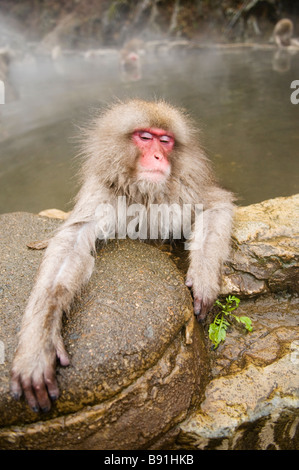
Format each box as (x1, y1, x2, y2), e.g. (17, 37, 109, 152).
(82, 100, 198, 194)
(132, 128, 174, 183)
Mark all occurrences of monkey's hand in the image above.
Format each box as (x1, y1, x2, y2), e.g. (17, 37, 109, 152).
(185, 266, 219, 322)
(11, 330, 69, 413)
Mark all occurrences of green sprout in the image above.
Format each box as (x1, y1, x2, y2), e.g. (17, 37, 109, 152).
(208, 295, 253, 349)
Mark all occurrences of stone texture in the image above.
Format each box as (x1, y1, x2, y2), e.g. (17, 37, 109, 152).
(0, 212, 209, 450)
(176, 285, 299, 450)
(178, 326, 299, 450)
(178, 358, 299, 450)
(0, 193, 298, 450)
(175, 194, 299, 450)
(222, 194, 299, 298)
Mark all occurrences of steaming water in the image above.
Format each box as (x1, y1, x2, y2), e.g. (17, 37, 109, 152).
(0, 48, 298, 214)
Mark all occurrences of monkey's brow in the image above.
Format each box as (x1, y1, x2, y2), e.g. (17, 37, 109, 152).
(133, 127, 174, 137)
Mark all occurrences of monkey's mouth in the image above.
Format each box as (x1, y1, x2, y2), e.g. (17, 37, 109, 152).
(138, 169, 168, 183)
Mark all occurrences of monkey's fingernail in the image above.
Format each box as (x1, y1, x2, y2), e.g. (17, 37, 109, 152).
(196, 315, 205, 323)
(31, 405, 40, 413)
(58, 352, 70, 367)
(195, 311, 206, 323)
(41, 406, 51, 413)
(50, 394, 58, 401)
(12, 392, 21, 401)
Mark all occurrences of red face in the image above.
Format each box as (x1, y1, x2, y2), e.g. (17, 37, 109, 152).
(132, 128, 174, 183)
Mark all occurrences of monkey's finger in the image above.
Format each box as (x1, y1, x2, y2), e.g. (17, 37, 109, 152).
(193, 297, 209, 322)
(56, 339, 70, 367)
(10, 372, 23, 400)
(195, 312, 207, 323)
(32, 378, 52, 413)
(193, 297, 207, 322)
(193, 296, 203, 316)
(44, 368, 60, 402)
(22, 378, 40, 413)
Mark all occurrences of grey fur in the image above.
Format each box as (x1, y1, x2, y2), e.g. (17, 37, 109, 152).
(11, 100, 234, 411)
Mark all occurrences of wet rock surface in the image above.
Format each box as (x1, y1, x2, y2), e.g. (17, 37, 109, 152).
(176, 193, 299, 450)
(0, 194, 298, 450)
(222, 194, 299, 298)
(0, 212, 208, 450)
(177, 296, 299, 450)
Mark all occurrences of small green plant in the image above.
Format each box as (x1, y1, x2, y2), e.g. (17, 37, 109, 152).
(208, 295, 253, 349)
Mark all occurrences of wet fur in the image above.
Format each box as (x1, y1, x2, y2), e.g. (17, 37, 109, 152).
(11, 99, 234, 411)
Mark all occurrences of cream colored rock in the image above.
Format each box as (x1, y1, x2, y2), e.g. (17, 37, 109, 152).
(38, 208, 70, 220)
(178, 347, 299, 450)
(222, 194, 299, 297)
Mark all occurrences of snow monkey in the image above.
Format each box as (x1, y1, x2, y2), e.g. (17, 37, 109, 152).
(11, 99, 234, 412)
(274, 18, 294, 47)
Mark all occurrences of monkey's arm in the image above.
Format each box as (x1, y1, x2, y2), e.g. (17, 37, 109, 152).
(186, 189, 234, 321)
(10, 183, 109, 412)
(275, 35, 283, 48)
(10, 219, 97, 412)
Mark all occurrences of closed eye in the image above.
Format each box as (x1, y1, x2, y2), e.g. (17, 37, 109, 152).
(160, 135, 172, 143)
(139, 132, 153, 140)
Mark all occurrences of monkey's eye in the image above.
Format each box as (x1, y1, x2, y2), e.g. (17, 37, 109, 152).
(160, 135, 172, 144)
(139, 132, 153, 141)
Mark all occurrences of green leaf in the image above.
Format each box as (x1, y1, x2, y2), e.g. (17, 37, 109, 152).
(221, 317, 231, 327)
(208, 323, 225, 348)
(230, 295, 240, 306)
(224, 295, 240, 313)
(209, 296, 253, 348)
(239, 316, 253, 332)
(208, 315, 229, 348)
(214, 299, 225, 309)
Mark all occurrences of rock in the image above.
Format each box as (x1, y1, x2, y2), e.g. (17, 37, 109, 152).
(0, 212, 208, 450)
(36, 13, 81, 52)
(175, 194, 299, 450)
(177, 294, 299, 450)
(146, 40, 190, 56)
(38, 208, 70, 220)
(0, 48, 18, 103)
(0, 194, 298, 450)
(222, 194, 299, 298)
(178, 354, 299, 449)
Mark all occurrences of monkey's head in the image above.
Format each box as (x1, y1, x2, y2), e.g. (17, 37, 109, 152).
(80, 99, 205, 200)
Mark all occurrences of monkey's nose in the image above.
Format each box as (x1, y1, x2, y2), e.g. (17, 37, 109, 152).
(154, 153, 163, 160)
